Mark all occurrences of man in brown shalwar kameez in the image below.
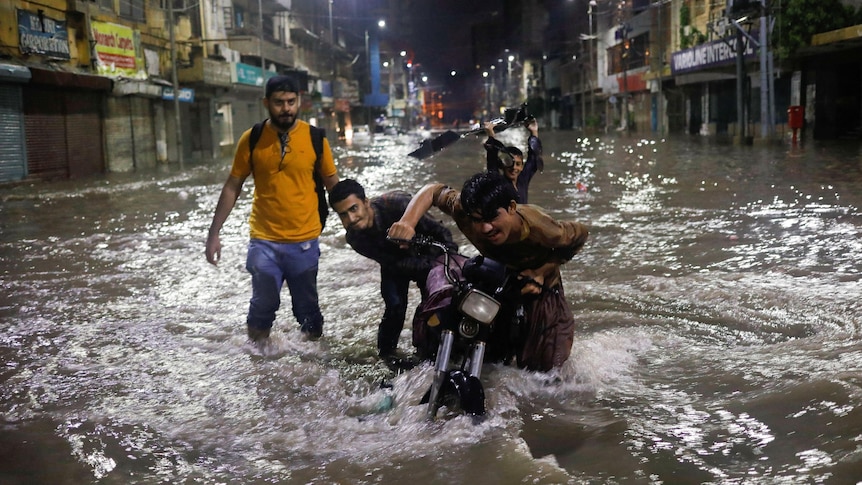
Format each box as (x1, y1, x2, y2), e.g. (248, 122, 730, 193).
(387, 171, 589, 372)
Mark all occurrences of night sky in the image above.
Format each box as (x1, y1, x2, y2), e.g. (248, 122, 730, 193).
(405, 0, 504, 121)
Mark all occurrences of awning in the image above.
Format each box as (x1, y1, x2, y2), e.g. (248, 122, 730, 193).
(112, 78, 163, 97)
(675, 71, 736, 86)
(28, 67, 112, 91)
(796, 23, 862, 56)
(0, 63, 31, 83)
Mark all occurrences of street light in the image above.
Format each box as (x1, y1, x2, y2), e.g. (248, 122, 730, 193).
(483, 70, 491, 119)
(507, 54, 515, 107)
(364, 19, 386, 128)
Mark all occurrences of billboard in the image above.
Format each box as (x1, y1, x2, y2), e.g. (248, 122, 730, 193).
(91, 20, 144, 78)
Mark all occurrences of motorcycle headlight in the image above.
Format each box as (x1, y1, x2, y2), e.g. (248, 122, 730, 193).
(458, 289, 500, 325)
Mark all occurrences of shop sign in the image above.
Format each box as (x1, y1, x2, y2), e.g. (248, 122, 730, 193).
(91, 20, 143, 77)
(18, 9, 70, 59)
(671, 35, 756, 75)
(232, 63, 277, 87)
(162, 87, 195, 103)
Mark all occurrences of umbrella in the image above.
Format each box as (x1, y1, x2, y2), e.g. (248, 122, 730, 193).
(408, 103, 530, 160)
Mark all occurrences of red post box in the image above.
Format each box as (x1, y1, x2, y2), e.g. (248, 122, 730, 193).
(787, 106, 804, 129)
(787, 105, 804, 144)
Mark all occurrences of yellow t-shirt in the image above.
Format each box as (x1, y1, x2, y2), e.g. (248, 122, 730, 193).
(230, 120, 337, 243)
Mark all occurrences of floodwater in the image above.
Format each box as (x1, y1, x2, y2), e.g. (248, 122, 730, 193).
(1, 129, 861, 484)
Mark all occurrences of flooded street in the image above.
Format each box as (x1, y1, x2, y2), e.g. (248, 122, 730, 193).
(2, 130, 861, 484)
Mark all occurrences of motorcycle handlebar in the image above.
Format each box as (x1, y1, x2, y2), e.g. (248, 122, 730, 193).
(386, 236, 548, 293)
(386, 235, 460, 285)
(385, 234, 453, 253)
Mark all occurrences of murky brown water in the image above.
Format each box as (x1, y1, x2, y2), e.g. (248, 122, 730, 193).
(2, 130, 861, 484)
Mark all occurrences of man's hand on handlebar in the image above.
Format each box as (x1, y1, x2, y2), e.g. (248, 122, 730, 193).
(518, 270, 545, 295)
(386, 222, 416, 249)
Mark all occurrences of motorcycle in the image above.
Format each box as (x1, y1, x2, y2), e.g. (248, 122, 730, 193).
(395, 235, 529, 420)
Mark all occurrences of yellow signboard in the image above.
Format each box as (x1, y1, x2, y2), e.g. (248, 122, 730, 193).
(91, 20, 143, 78)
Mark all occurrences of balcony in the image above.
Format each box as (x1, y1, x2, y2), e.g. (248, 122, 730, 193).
(227, 35, 294, 68)
(178, 57, 232, 87)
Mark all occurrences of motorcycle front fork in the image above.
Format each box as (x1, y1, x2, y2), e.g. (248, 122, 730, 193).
(467, 341, 486, 378)
(427, 330, 454, 418)
(433, 330, 488, 377)
(427, 329, 489, 419)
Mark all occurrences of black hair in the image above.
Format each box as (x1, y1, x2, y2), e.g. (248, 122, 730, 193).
(328, 178, 366, 208)
(505, 146, 523, 158)
(460, 171, 519, 220)
(265, 75, 299, 98)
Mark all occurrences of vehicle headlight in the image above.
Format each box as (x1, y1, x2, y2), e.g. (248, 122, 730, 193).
(458, 289, 500, 325)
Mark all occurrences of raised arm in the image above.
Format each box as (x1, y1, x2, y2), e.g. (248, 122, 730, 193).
(526, 118, 543, 173)
(386, 183, 446, 243)
(483, 122, 506, 172)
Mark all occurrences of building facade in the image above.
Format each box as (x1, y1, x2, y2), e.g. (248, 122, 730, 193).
(0, 0, 361, 183)
(536, 0, 862, 142)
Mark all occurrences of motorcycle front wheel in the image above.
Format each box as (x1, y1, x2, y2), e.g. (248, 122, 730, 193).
(422, 370, 486, 419)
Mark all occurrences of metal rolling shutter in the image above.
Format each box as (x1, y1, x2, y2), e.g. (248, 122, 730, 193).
(129, 96, 155, 167)
(65, 91, 103, 177)
(0, 84, 26, 182)
(24, 86, 67, 178)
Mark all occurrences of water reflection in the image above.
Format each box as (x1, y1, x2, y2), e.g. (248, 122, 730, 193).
(1, 133, 861, 483)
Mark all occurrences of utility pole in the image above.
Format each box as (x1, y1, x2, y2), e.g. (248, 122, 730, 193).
(621, 23, 629, 131)
(656, 0, 663, 135)
(365, 29, 370, 126)
(588, 0, 596, 120)
(580, 57, 586, 129)
(736, 26, 746, 142)
(759, 0, 774, 140)
(329, 0, 335, 132)
(258, 0, 266, 109)
(168, 0, 184, 166)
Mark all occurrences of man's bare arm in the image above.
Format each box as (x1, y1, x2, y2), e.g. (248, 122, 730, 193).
(386, 183, 444, 243)
(322, 173, 339, 192)
(205, 175, 246, 265)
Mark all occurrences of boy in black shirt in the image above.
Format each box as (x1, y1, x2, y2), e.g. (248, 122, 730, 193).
(329, 179, 457, 363)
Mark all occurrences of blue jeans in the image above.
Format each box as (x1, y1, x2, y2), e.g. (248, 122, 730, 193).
(245, 238, 323, 332)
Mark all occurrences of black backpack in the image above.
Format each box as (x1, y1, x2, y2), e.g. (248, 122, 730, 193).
(248, 120, 329, 229)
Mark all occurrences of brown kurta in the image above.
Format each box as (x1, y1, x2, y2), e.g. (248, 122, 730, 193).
(429, 185, 589, 371)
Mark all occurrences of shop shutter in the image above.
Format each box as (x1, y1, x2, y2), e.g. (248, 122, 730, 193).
(24, 86, 67, 178)
(129, 96, 155, 167)
(0, 84, 26, 182)
(65, 91, 104, 177)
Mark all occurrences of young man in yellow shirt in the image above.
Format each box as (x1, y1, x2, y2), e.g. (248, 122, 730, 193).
(206, 76, 339, 342)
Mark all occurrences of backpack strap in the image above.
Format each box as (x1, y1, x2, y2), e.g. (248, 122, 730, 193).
(248, 119, 267, 175)
(309, 126, 329, 229)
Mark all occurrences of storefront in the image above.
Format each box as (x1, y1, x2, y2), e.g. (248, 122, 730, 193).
(107, 79, 162, 171)
(0, 63, 30, 183)
(23, 68, 111, 179)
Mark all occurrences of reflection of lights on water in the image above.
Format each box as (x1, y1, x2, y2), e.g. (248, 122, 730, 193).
(796, 449, 833, 472)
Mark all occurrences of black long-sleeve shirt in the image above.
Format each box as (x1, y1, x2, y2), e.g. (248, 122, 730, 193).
(345, 191, 457, 281)
(484, 134, 543, 203)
